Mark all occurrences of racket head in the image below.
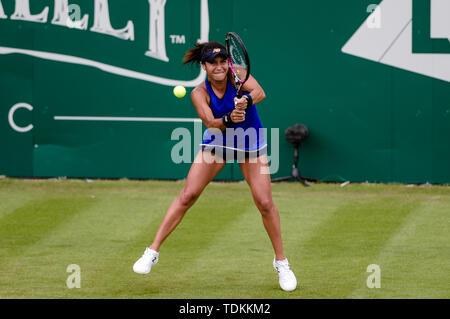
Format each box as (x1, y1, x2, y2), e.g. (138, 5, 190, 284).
(225, 32, 250, 95)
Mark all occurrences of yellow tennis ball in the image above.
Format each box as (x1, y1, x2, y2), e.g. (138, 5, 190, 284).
(173, 85, 186, 98)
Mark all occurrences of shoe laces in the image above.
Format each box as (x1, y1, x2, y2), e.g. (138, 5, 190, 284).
(275, 260, 291, 274)
(143, 249, 156, 258)
(143, 249, 158, 263)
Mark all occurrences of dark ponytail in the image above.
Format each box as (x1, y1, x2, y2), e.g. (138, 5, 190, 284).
(183, 42, 204, 65)
(183, 41, 226, 65)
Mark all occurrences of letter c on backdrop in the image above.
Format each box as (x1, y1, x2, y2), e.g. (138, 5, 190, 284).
(8, 102, 34, 133)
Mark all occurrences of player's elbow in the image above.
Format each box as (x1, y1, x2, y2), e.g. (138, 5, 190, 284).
(258, 88, 266, 103)
(204, 119, 214, 129)
(203, 118, 218, 130)
(261, 89, 266, 101)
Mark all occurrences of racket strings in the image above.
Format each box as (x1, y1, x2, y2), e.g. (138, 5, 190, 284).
(228, 36, 248, 80)
(226, 32, 250, 95)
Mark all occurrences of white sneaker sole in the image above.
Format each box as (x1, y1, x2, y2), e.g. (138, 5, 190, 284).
(133, 259, 152, 275)
(133, 267, 150, 275)
(280, 279, 297, 292)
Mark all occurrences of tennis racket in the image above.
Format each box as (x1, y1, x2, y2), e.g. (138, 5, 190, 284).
(225, 32, 250, 101)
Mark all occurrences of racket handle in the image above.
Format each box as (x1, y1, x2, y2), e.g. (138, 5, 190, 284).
(234, 93, 242, 107)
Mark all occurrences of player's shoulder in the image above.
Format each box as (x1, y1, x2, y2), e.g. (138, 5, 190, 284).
(191, 82, 208, 99)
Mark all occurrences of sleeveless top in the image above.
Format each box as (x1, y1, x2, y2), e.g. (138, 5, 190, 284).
(200, 77, 267, 152)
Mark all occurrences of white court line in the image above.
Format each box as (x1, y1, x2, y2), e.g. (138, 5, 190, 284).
(54, 116, 202, 123)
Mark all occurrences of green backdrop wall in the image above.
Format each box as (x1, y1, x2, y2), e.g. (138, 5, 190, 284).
(1, 0, 449, 183)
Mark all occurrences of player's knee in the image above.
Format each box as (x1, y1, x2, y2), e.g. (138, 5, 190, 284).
(179, 189, 200, 207)
(256, 198, 275, 215)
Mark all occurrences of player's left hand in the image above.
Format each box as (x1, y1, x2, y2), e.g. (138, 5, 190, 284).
(234, 96, 248, 110)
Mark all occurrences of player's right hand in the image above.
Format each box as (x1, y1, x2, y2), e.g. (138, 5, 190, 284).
(231, 108, 245, 123)
(234, 96, 248, 110)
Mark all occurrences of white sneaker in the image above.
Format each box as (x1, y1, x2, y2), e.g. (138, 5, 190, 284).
(133, 248, 159, 274)
(273, 257, 297, 291)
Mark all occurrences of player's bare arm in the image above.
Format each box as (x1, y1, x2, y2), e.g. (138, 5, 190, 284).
(234, 75, 266, 110)
(191, 85, 245, 128)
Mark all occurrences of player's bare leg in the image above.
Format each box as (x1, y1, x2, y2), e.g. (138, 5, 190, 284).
(239, 154, 285, 260)
(239, 154, 297, 291)
(133, 150, 225, 275)
(150, 151, 226, 251)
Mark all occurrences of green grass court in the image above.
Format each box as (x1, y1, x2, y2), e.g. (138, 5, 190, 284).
(0, 178, 449, 299)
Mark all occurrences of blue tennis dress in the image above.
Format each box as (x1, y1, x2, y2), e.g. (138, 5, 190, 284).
(200, 77, 267, 153)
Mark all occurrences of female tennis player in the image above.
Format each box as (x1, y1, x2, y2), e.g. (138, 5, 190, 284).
(133, 41, 297, 292)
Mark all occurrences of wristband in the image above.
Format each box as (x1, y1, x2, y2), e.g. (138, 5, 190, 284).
(222, 111, 234, 128)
